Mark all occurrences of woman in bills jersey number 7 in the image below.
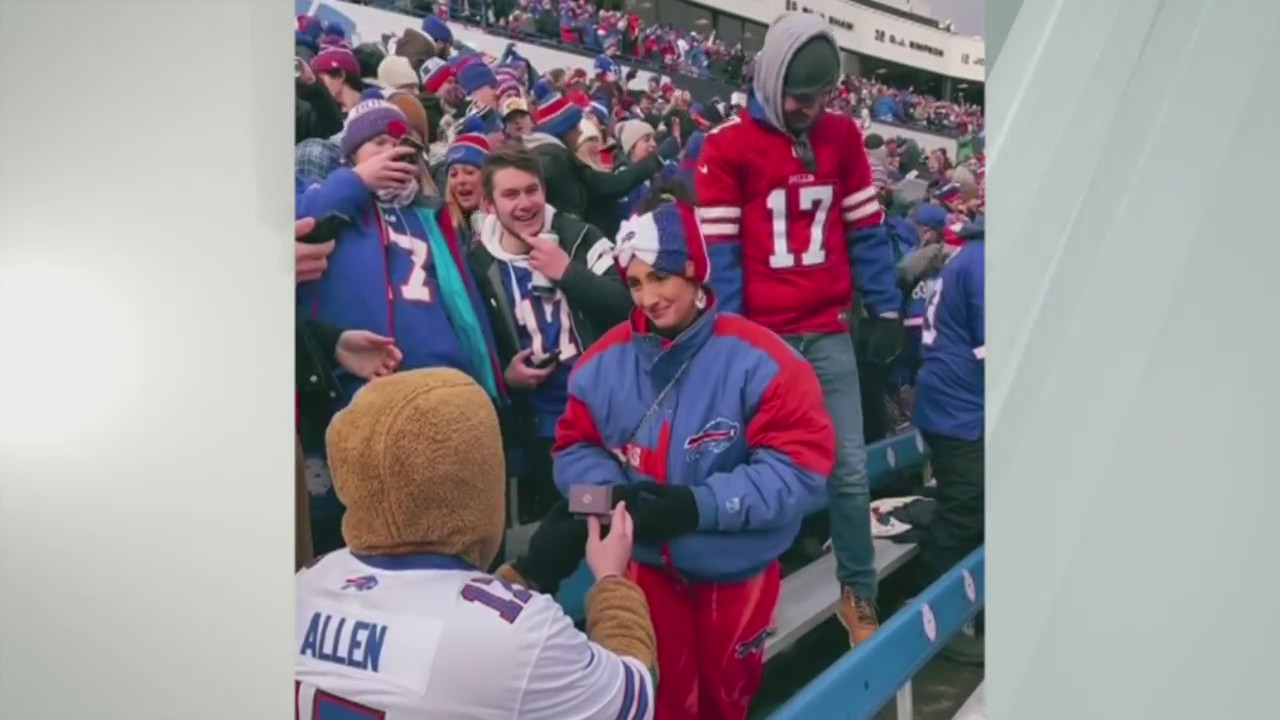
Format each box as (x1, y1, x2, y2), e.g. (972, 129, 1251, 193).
(296, 98, 507, 556)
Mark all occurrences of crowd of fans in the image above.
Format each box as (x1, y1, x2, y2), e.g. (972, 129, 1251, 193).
(350, 0, 984, 139)
(494, 0, 751, 82)
(490, 2, 983, 138)
(836, 74, 985, 137)
(295, 7, 984, 718)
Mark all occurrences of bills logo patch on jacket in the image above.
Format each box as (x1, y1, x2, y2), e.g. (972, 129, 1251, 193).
(684, 418, 740, 458)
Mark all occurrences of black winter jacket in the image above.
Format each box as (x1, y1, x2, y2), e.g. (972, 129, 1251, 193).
(468, 210, 633, 443)
(524, 132, 663, 239)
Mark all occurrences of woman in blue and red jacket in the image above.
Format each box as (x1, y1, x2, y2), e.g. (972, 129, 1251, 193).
(551, 197, 835, 720)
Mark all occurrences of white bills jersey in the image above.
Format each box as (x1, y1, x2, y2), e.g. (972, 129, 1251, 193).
(296, 550, 654, 720)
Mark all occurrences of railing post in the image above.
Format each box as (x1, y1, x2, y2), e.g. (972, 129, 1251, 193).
(896, 681, 914, 719)
(766, 547, 984, 720)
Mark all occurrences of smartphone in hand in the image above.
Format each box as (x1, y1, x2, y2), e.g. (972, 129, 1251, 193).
(397, 135, 425, 164)
(528, 349, 561, 370)
(298, 212, 351, 245)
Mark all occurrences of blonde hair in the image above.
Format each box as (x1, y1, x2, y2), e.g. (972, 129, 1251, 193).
(444, 171, 466, 232)
(419, 166, 440, 198)
(574, 138, 607, 172)
(443, 165, 481, 237)
(573, 118, 607, 172)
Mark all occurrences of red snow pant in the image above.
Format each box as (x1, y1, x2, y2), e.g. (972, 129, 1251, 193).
(628, 561, 781, 720)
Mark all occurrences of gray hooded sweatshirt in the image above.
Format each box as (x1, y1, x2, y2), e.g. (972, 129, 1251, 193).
(750, 13, 840, 134)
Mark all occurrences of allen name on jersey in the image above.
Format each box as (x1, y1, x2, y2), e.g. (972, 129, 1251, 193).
(299, 600, 387, 673)
(294, 369, 658, 720)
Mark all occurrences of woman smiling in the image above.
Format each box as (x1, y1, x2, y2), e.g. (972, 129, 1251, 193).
(443, 132, 489, 242)
(552, 196, 836, 719)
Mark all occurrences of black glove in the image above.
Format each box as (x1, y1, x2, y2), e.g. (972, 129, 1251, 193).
(858, 314, 905, 367)
(622, 482, 701, 545)
(509, 500, 587, 595)
(605, 481, 656, 511)
(656, 135, 682, 162)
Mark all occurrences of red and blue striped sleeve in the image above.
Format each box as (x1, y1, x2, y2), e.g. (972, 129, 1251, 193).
(694, 124, 744, 314)
(689, 321, 835, 532)
(550, 326, 632, 496)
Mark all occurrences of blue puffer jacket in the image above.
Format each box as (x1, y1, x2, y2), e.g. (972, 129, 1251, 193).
(552, 305, 835, 582)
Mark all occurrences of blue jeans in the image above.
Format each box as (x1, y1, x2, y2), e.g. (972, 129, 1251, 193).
(784, 332, 877, 600)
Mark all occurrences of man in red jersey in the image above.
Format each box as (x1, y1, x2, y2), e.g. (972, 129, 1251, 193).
(694, 12, 903, 645)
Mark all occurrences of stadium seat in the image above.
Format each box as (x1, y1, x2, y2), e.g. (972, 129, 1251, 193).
(867, 428, 930, 490)
(765, 539, 919, 661)
(764, 428, 932, 659)
(769, 547, 985, 720)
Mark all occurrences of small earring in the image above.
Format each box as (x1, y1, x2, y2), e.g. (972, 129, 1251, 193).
(694, 288, 707, 310)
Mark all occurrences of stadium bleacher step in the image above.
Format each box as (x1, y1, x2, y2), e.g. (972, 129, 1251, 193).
(764, 539, 919, 661)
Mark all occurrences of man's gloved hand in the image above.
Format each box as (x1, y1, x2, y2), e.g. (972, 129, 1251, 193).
(509, 500, 587, 595)
(619, 481, 701, 545)
(859, 314, 905, 367)
(655, 135, 682, 162)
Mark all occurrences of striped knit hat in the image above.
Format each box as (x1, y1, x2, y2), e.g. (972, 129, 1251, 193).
(535, 92, 584, 139)
(496, 78, 523, 103)
(494, 64, 524, 90)
(421, 59, 453, 94)
(445, 133, 491, 171)
(340, 99, 410, 159)
(587, 101, 610, 126)
(615, 200, 710, 284)
(934, 182, 963, 204)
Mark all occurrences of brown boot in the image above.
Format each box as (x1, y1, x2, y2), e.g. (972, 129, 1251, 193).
(836, 587, 879, 646)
